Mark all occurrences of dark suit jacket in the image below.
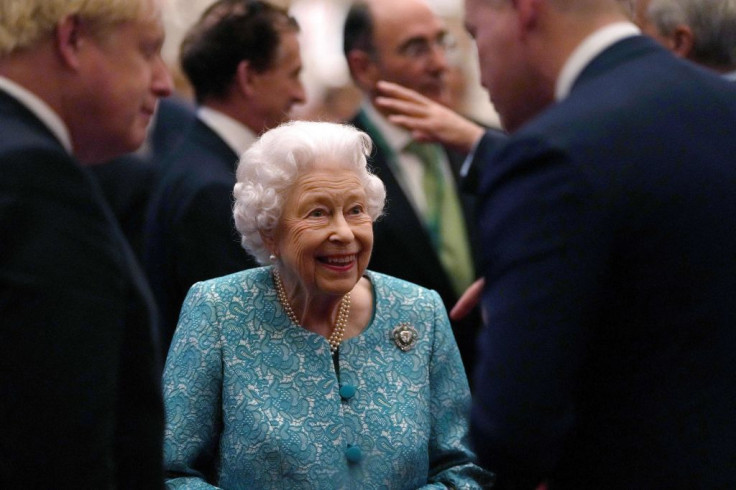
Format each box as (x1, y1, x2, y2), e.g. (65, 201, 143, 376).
(350, 110, 482, 376)
(89, 153, 156, 260)
(144, 119, 258, 354)
(461, 126, 507, 195)
(0, 91, 163, 488)
(148, 96, 197, 162)
(471, 35, 736, 488)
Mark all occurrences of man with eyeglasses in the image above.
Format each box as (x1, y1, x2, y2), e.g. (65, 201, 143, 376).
(343, 0, 481, 378)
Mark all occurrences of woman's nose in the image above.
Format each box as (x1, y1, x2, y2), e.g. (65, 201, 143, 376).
(329, 213, 354, 241)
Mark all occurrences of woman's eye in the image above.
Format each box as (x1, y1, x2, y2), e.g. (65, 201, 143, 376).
(309, 209, 326, 217)
(349, 205, 364, 215)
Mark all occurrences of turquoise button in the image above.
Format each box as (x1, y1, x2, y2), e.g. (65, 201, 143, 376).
(345, 445, 362, 463)
(339, 384, 356, 400)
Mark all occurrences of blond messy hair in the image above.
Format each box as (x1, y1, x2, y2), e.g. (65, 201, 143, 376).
(0, 0, 154, 56)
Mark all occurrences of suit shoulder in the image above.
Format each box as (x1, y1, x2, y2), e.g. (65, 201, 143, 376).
(0, 146, 84, 198)
(157, 128, 237, 184)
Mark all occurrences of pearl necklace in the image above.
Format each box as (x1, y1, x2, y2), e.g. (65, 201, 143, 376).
(273, 268, 350, 354)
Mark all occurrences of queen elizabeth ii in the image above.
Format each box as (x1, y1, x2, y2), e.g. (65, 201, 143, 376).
(162, 120, 493, 489)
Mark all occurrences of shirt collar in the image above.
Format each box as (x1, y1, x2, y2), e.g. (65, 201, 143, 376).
(197, 106, 257, 157)
(723, 70, 736, 82)
(0, 75, 73, 154)
(555, 22, 641, 101)
(361, 98, 413, 152)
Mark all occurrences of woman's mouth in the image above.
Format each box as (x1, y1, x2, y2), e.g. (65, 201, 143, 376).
(318, 254, 357, 270)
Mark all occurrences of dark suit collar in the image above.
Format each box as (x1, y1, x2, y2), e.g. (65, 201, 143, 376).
(572, 35, 664, 94)
(355, 109, 393, 158)
(0, 89, 66, 151)
(190, 119, 240, 160)
(196, 105, 257, 156)
(0, 77, 72, 152)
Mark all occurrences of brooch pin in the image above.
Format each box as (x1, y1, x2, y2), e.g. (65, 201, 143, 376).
(392, 323, 418, 352)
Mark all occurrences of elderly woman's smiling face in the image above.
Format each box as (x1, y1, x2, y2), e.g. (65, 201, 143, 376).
(271, 163, 374, 297)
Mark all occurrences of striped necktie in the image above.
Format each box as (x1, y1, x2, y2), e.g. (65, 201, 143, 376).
(404, 141, 474, 296)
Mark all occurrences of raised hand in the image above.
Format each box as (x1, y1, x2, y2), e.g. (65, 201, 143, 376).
(374, 80, 485, 153)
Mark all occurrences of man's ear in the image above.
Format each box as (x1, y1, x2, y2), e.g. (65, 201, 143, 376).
(670, 24, 695, 59)
(516, 0, 542, 35)
(346, 49, 379, 92)
(235, 59, 257, 97)
(56, 14, 84, 69)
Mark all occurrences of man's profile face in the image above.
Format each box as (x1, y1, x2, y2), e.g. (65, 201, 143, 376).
(249, 30, 306, 132)
(463, 0, 553, 132)
(71, 0, 172, 164)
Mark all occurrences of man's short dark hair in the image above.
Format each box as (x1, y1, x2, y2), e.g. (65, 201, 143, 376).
(180, 0, 299, 103)
(343, 1, 375, 58)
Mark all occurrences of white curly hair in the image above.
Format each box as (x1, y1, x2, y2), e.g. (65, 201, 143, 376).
(233, 120, 386, 264)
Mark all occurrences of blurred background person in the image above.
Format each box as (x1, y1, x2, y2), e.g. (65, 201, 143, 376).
(156, 1, 498, 126)
(629, 0, 736, 79)
(163, 121, 493, 489)
(342, 0, 482, 376)
(144, 0, 306, 354)
(0, 0, 172, 487)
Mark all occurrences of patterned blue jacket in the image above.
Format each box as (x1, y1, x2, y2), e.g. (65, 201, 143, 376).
(163, 267, 493, 489)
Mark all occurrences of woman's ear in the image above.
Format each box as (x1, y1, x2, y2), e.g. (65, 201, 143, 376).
(260, 229, 277, 256)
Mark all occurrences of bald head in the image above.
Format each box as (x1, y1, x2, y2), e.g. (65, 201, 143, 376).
(344, 0, 452, 105)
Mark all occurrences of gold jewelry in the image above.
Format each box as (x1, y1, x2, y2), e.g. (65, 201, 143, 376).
(273, 268, 350, 354)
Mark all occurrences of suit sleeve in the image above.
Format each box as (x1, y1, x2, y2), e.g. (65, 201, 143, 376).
(163, 282, 224, 489)
(470, 137, 609, 487)
(423, 291, 496, 489)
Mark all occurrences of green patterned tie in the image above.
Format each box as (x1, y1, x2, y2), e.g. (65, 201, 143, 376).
(404, 141, 474, 296)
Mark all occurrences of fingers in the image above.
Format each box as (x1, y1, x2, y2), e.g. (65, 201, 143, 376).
(450, 278, 485, 321)
(385, 114, 433, 141)
(376, 80, 429, 103)
(375, 96, 426, 117)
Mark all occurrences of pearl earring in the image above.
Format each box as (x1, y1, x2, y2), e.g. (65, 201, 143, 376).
(269, 254, 277, 263)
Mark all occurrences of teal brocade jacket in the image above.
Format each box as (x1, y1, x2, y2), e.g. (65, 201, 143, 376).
(163, 267, 493, 489)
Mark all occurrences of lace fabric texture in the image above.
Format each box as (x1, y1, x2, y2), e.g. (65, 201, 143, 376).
(162, 267, 492, 489)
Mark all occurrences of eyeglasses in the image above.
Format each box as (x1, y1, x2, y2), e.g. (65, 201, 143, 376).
(397, 32, 457, 60)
